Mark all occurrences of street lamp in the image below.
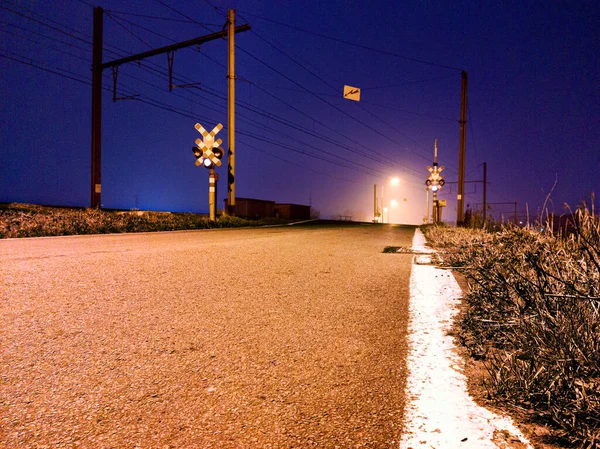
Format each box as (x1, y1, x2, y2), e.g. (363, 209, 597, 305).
(374, 177, 400, 223)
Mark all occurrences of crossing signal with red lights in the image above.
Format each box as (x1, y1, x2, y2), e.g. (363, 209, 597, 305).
(426, 164, 445, 191)
(193, 123, 224, 169)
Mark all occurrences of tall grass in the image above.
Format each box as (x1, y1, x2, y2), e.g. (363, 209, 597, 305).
(423, 204, 600, 448)
(0, 204, 279, 239)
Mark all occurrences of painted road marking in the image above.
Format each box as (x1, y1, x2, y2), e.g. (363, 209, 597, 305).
(400, 228, 533, 449)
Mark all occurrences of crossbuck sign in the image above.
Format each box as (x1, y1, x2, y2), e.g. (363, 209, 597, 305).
(194, 123, 224, 167)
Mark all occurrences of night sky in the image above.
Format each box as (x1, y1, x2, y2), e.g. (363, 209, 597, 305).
(1, 0, 599, 224)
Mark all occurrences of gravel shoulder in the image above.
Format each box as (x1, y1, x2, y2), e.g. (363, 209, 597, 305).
(1, 223, 414, 448)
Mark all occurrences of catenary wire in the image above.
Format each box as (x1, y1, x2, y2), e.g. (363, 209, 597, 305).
(105, 10, 216, 25)
(238, 29, 435, 162)
(1, 50, 406, 185)
(0, 4, 92, 46)
(0, 2, 432, 184)
(119, 1, 427, 179)
(105, 12, 154, 49)
(235, 9, 463, 72)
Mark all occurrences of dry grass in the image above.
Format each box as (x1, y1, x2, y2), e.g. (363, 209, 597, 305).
(0, 203, 283, 239)
(422, 204, 600, 448)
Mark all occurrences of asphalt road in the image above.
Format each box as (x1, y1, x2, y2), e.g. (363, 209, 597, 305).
(1, 222, 415, 448)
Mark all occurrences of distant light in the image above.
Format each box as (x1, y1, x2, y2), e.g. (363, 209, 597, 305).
(383, 207, 389, 213)
(390, 177, 400, 186)
(390, 199, 398, 207)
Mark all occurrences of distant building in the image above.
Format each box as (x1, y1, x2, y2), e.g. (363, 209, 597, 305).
(222, 198, 312, 220)
(223, 197, 275, 219)
(275, 203, 311, 220)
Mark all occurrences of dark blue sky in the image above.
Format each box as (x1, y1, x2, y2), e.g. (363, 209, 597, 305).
(1, 0, 599, 223)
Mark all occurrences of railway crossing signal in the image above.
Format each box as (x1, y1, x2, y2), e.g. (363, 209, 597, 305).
(194, 123, 224, 169)
(426, 164, 445, 191)
(192, 122, 225, 221)
(426, 139, 447, 224)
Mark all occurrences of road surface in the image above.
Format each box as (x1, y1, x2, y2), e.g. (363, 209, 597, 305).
(1, 222, 415, 448)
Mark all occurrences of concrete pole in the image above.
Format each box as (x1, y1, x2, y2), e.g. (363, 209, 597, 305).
(227, 9, 236, 215)
(457, 71, 468, 224)
(90, 7, 103, 208)
(373, 184, 377, 222)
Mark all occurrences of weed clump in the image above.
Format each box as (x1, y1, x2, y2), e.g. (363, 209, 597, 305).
(423, 204, 600, 448)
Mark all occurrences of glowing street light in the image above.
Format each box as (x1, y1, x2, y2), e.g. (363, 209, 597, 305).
(374, 177, 400, 223)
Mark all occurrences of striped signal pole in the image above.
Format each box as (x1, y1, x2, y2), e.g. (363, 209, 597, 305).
(209, 169, 216, 221)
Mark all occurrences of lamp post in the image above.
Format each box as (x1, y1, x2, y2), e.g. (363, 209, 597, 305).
(374, 178, 400, 223)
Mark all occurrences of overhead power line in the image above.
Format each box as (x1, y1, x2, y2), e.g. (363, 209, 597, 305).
(107, 2, 427, 179)
(236, 9, 463, 72)
(1, 49, 402, 184)
(241, 140, 379, 186)
(239, 29, 436, 164)
(359, 100, 455, 123)
(361, 74, 459, 91)
(0, 22, 90, 56)
(153, 0, 219, 34)
(96, 16, 419, 177)
(89, 14, 393, 171)
(0, 4, 92, 46)
(105, 10, 216, 25)
(2, 2, 431, 184)
(105, 12, 154, 50)
(0, 52, 89, 85)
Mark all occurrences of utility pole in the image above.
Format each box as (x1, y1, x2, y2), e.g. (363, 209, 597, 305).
(457, 71, 468, 225)
(433, 139, 439, 224)
(373, 184, 377, 222)
(482, 161, 487, 226)
(227, 9, 236, 216)
(90, 7, 103, 208)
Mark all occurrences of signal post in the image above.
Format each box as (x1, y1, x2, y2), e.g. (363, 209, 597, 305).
(193, 123, 224, 220)
(425, 139, 446, 224)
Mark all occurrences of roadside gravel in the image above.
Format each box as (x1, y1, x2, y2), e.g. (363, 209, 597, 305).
(1, 223, 414, 448)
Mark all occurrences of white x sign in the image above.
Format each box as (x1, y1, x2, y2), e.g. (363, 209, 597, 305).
(195, 123, 224, 167)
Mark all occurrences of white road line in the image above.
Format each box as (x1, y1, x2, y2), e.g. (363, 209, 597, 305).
(400, 228, 533, 449)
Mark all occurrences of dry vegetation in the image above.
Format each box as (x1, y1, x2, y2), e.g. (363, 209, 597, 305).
(0, 203, 282, 239)
(423, 205, 600, 448)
